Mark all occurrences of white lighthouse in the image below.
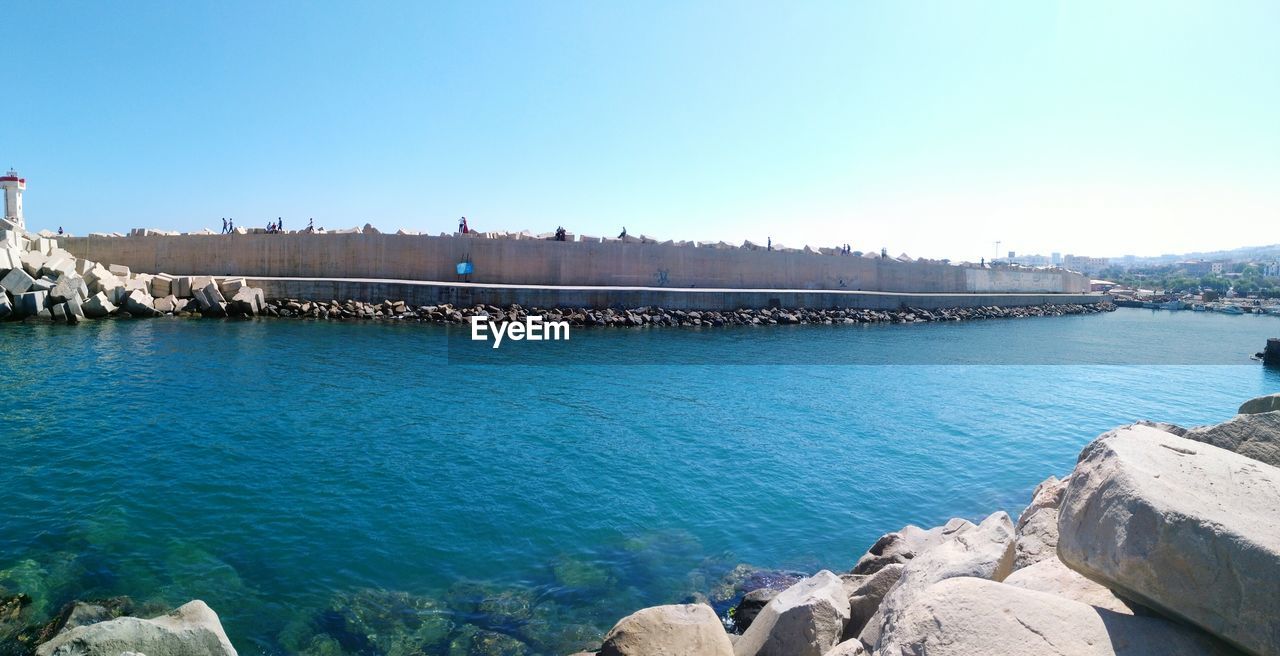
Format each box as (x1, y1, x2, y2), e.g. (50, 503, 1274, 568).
(1, 169, 25, 228)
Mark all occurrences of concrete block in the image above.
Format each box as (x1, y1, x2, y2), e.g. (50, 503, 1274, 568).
(108, 264, 131, 277)
(203, 282, 225, 304)
(230, 287, 258, 316)
(51, 302, 69, 323)
(0, 229, 17, 247)
(77, 258, 97, 275)
(218, 277, 247, 296)
(191, 285, 211, 309)
(123, 289, 157, 317)
(65, 294, 85, 321)
(15, 290, 48, 317)
(1, 267, 35, 294)
(29, 277, 55, 293)
(174, 276, 193, 298)
(82, 292, 116, 318)
(49, 275, 88, 304)
(0, 293, 10, 318)
(0, 246, 17, 271)
(150, 273, 174, 297)
(21, 250, 47, 277)
(153, 295, 178, 313)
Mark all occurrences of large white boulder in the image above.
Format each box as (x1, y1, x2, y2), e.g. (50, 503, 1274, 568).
(1004, 556, 1136, 614)
(35, 599, 237, 656)
(878, 577, 1240, 656)
(849, 518, 973, 575)
(598, 603, 733, 656)
(870, 511, 1015, 651)
(842, 563, 902, 639)
(1058, 425, 1280, 656)
(1013, 475, 1070, 570)
(734, 570, 851, 656)
(1182, 412, 1280, 468)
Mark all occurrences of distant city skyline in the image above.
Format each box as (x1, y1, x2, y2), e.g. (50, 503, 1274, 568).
(5, 1, 1277, 263)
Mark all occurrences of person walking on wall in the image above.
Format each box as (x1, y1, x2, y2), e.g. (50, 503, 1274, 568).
(278, 217, 284, 233)
(767, 237, 772, 252)
(308, 217, 314, 233)
(221, 218, 227, 234)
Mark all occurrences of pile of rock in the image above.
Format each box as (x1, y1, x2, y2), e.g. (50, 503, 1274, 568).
(0, 223, 268, 322)
(583, 392, 1280, 656)
(264, 299, 1114, 326)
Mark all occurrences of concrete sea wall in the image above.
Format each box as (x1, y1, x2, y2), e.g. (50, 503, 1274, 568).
(62, 233, 1089, 294)
(244, 277, 1101, 312)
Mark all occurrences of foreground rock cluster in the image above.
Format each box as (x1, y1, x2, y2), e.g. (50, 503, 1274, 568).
(0, 223, 269, 322)
(583, 392, 1280, 656)
(265, 299, 1114, 326)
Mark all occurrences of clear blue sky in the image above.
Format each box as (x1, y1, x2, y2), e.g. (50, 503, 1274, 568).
(7, 1, 1278, 261)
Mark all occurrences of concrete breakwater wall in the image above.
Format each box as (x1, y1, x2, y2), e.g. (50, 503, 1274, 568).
(61, 233, 1089, 294)
(245, 277, 1103, 312)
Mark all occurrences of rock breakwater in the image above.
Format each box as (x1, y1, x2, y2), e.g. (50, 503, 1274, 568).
(259, 299, 1114, 326)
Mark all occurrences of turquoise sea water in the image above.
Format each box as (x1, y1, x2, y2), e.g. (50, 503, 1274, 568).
(2, 308, 1279, 654)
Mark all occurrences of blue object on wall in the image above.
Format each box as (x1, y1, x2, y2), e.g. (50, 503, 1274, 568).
(456, 262, 474, 275)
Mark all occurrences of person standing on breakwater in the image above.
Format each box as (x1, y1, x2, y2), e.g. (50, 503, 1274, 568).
(459, 216, 469, 234)
(278, 217, 284, 232)
(768, 237, 772, 251)
(221, 218, 227, 234)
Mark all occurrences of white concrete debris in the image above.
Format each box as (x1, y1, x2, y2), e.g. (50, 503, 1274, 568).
(0, 223, 266, 324)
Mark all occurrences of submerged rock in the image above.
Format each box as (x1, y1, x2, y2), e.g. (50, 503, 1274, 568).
(34, 600, 237, 656)
(1058, 425, 1280, 656)
(315, 587, 454, 656)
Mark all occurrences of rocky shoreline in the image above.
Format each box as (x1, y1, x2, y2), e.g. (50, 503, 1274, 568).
(1, 222, 1111, 326)
(4, 393, 1277, 656)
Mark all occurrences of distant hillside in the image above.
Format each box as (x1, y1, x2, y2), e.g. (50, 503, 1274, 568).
(1127, 243, 1280, 265)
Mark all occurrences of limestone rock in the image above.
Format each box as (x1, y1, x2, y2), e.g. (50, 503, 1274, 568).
(878, 577, 1241, 656)
(1134, 419, 1188, 436)
(1004, 556, 1136, 614)
(1057, 425, 1280, 656)
(849, 517, 973, 575)
(842, 563, 902, 640)
(733, 570, 850, 656)
(35, 599, 237, 656)
(599, 603, 732, 656)
(1182, 411, 1280, 468)
(821, 639, 866, 656)
(872, 511, 1015, 651)
(731, 588, 777, 633)
(1239, 393, 1280, 415)
(1013, 475, 1070, 570)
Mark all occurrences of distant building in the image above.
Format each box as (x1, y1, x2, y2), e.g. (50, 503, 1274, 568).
(1264, 261, 1280, 278)
(1211, 262, 1225, 275)
(1063, 254, 1110, 276)
(1178, 260, 1213, 276)
(1051, 252, 1062, 266)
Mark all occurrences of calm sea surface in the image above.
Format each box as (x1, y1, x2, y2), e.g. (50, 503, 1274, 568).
(2, 308, 1279, 654)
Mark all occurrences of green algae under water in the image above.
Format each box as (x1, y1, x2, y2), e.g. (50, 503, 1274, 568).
(2, 309, 1279, 654)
